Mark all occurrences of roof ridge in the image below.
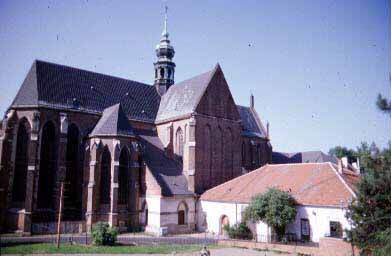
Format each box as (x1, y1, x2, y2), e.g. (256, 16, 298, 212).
(202, 165, 268, 196)
(268, 162, 330, 167)
(35, 59, 153, 88)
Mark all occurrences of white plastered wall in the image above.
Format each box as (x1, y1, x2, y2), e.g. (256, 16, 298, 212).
(198, 200, 351, 242)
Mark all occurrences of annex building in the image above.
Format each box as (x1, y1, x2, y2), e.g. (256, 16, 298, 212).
(0, 13, 272, 235)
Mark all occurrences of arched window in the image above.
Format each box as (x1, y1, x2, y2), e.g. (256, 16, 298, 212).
(65, 124, 81, 212)
(37, 121, 57, 209)
(118, 148, 129, 205)
(168, 69, 172, 80)
(160, 68, 164, 79)
(141, 201, 148, 226)
(155, 69, 157, 79)
(100, 147, 111, 204)
(175, 127, 184, 157)
(12, 119, 29, 203)
(177, 202, 188, 225)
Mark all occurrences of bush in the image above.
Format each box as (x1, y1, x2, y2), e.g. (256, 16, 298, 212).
(91, 222, 118, 246)
(224, 223, 253, 240)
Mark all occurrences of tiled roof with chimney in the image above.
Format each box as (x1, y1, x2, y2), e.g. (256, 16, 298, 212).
(11, 60, 161, 123)
(90, 103, 134, 137)
(201, 162, 358, 207)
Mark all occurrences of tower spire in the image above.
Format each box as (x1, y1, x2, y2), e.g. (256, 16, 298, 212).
(154, 5, 176, 95)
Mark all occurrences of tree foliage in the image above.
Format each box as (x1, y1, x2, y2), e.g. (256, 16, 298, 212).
(91, 222, 118, 246)
(223, 223, 253, 240)
(346, 145, 391, 254)
(377, 94, 391, 114)
(328, 146, 357, 162)
(244, 188, 297, 239)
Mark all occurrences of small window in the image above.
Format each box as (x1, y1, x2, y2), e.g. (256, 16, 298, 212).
(168, 69, 172, 79)
(301, 219, 310, 241)
(160, 68, 164, 78)
(329, 221, 342, 238)
(178, 210, 185, 225)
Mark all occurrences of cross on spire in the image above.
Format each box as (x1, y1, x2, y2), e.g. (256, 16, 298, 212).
(162, 5, 169, 38)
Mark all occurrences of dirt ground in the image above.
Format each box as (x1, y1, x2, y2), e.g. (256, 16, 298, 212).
(5, 247, 291, 256)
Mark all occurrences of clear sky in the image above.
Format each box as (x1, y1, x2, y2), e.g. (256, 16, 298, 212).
(0, 0, 390, 153)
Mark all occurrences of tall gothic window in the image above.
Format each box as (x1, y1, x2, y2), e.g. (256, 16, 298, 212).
(168, 69, 172, 80)
(118, 148, 129, 205)
(100, 147, 111, 204)
(224, 128, 233, 180)
(242, 141, 246, 166)
(257, 144, 262, 166)
(204, 125, 212, 189)
(65, 124, 81, 212)
(11, 119, 29, 203)
(37, 121, 57, 209)
(175, 127, 184, 157)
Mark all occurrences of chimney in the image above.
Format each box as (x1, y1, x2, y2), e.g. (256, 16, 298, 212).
(352, 158, 361, 174)
(341, 156, 349, 168)
(250, 94, 254, 109)
(337, 159, 343, 174)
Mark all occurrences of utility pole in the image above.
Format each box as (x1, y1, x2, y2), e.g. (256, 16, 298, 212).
(56, 182, 64, 249)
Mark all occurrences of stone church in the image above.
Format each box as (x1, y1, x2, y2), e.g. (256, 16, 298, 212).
(0, 12, 272, 235)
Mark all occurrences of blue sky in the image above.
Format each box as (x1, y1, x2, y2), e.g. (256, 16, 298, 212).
(0, 0, 390, 153)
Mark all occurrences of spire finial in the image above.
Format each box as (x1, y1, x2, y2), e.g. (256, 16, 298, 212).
(162, 5, 169, 37)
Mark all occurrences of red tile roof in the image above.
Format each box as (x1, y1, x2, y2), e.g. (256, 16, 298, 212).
(201, 163, 358, 207)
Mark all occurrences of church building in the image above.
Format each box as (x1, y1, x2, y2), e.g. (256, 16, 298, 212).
(0, 10, 272, 235)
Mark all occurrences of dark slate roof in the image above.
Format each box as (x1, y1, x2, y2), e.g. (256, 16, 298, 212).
(272, 151, 338, 164)
(155, 65, 219, 122)
(12, 60, 160, 123)
(90, 103, 134, 137)
(237, 105, 267, 138)
(137, 131, 193, 196)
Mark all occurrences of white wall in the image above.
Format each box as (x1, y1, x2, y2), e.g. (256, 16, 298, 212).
(142, 195, 196, 234)
(198, 200, 247, 234)
(198, 200, 351, 242)
(286, 205, 351, 242)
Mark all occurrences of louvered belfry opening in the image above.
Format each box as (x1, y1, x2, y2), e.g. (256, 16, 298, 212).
(37, 121, 57, 210)
(11, 119, 29, 204)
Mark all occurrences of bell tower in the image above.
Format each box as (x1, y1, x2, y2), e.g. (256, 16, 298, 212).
(154, 6, 176, 95)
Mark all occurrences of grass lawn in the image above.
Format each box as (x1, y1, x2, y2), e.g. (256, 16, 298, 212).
(1, 243, 219, 254)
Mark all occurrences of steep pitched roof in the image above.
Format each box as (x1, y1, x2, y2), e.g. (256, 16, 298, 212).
(137, 130, 193, 196)
(155, 65, 219, 122)
(201, 162, 358, 207)
(272, 151, 338, 164)
(11, 60, 160, 123)
(90, 103, 134, 137)
(237, 105, 267, 138)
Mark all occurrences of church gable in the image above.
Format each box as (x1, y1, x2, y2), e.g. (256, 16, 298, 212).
(195, 65, 240, 121)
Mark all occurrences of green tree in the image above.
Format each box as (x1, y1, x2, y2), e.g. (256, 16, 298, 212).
(244, 188, 297, 240)
(377, 94, 391, 114)
(346, 146, 391, 254)
(328, 146, 357, 162)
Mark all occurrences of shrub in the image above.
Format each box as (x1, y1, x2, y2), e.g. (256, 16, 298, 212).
(224, 223, 253, 240)
(91, 222, 118, 246)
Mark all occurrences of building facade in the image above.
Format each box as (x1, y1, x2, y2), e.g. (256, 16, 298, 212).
(199, 162, 359, 242)
(0, 13, 272, 235)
